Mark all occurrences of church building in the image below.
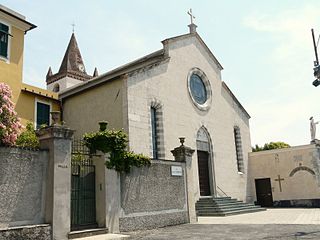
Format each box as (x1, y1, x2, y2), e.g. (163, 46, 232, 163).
(53, 21, 252, 203)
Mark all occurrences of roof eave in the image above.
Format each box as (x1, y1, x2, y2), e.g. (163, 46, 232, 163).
(0, 7, 37, 33)
(222, 81, 250, 119)
(162, 32, 223, 70)
(59, 49, 167, 99)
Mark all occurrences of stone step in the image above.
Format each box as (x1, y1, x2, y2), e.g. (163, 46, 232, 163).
(216, 202, 254, 208)
(196, 204, 259, 211)
(196, 201, 242, 206)
(198, 197, 230, 201)
(197, 200, 240, 205)
(197, 207, 266, 216)
(196, 196, 265, 217)
(197, 205, 262, 212)
(72, 233, 129, 240)
(68, 228, 108, 239)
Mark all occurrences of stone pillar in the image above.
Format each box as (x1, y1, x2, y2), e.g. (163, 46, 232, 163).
(104, 154, 121, 233)
(171, 137, 196, 223)
(37, 125, 74, 240)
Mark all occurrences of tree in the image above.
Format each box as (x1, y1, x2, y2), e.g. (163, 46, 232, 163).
(252, 142, 290, 152)
(0, 83, 22, 146)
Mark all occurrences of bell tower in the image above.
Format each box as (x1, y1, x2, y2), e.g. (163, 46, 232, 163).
(46, 33, 98, 92)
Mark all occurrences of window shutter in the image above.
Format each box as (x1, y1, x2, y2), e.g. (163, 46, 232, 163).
(0, 23, 9, 58)
(234, 127, 244, 173)
(37, 102, 50, 129)
(151, 107, 158, 159)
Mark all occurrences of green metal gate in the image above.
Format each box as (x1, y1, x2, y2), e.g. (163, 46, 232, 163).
(71, 140, 97, 230)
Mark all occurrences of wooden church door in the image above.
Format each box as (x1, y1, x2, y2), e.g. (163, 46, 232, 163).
(197, 150, 211, 196)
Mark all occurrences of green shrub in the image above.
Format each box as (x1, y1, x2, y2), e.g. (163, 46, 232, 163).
(16, 122, 40, 148)
(252, 141, 290, 152)
(83, 128, 150, 173)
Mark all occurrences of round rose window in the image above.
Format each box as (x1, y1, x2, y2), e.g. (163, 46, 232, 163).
(190, 74, 207, 104)
(187, 68, 212, 111)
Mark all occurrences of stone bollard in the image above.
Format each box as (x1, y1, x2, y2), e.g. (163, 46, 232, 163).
(37, 125, 74, 240)
(171, 137, 196, 223)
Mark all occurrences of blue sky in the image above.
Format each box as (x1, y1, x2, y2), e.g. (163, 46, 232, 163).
(3, 0, 320, 146)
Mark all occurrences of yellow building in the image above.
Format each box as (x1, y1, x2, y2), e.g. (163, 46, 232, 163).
(0, 5, 60, 128)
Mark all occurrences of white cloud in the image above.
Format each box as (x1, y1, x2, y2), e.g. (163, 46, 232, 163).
(243, 3, 320, 146)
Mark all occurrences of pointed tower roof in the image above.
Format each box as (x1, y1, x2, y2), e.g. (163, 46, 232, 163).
(46, 67, 52, 77)
(46, 33, 93, 84)
(93, 67, 99, 77)
(58, 33, 86, 74)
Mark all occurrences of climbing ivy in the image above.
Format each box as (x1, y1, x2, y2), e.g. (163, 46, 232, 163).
(83, 127, 150, 173)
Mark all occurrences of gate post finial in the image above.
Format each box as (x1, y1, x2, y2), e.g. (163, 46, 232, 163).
(171, 137, 195, 162)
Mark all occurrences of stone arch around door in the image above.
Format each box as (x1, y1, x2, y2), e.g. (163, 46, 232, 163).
(196, 126, 215, 196)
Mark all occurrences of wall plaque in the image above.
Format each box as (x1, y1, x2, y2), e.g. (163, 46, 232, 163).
(171, 166, 183, 176)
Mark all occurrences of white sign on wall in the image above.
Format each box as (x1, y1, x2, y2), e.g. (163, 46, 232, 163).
(171, 166, 183, 176)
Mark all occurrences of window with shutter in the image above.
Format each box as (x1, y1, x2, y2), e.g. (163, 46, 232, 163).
(36, 102, 50, 129)
(234, 126, 244, 173)
(0, 23, 9, 58)
(151, 107, 158, 159)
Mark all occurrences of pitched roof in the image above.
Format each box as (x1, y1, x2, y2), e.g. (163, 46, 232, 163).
(21, 83, 59, 100)
(222, 82, 250, 119)
(59, 31, 249, 118)
(59, 49, 167, 98)
(59, 33, 86, 74)
(46, 33, 92, 84)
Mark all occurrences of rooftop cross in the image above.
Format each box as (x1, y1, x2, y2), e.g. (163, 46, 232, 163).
(187, 8, 195, 25)
(71, 22, 75, 33)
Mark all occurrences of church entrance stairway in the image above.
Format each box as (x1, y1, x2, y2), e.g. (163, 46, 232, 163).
(196, 197, 266, 216)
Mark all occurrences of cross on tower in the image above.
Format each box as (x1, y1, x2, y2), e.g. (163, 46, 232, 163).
(187, 8, 195, 25)
(71, 22, 76, 33)
(274, 175, 285, 192)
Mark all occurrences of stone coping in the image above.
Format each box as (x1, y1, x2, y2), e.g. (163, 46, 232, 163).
(0, 224, 50, 231)
(150, 159, 185, 166)
(249, 144, 316, 156)
(0, 145, 42, 152)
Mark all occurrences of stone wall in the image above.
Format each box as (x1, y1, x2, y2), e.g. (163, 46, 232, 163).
(0, 147, 48, 228)
(119, 160, 188, 231)
(0, 224, 51, 240)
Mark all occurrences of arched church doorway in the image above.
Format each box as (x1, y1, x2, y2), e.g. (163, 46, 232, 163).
(196, 127, 214, 196)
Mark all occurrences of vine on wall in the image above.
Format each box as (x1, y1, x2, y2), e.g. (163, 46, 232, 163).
(83, 122, 150, 173)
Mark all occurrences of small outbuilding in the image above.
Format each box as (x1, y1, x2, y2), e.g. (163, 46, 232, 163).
(248, 143, 320, 207)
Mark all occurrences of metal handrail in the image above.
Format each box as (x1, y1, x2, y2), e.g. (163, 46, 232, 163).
(216, 186, 228, 197)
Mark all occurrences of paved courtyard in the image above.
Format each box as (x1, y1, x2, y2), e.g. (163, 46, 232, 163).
(198, 208, 320, 225)
(77, 209, 320, 239)
(125, 209, 320, 240)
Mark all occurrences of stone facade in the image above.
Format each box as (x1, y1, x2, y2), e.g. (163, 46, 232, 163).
(0, 147, 48, 228)
(126, 34, 251, 201)
(248, 144, 320, 207)
(61, 32, 251, 203)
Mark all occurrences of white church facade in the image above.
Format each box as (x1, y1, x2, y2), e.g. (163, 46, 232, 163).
(56, 23, 252, 203)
